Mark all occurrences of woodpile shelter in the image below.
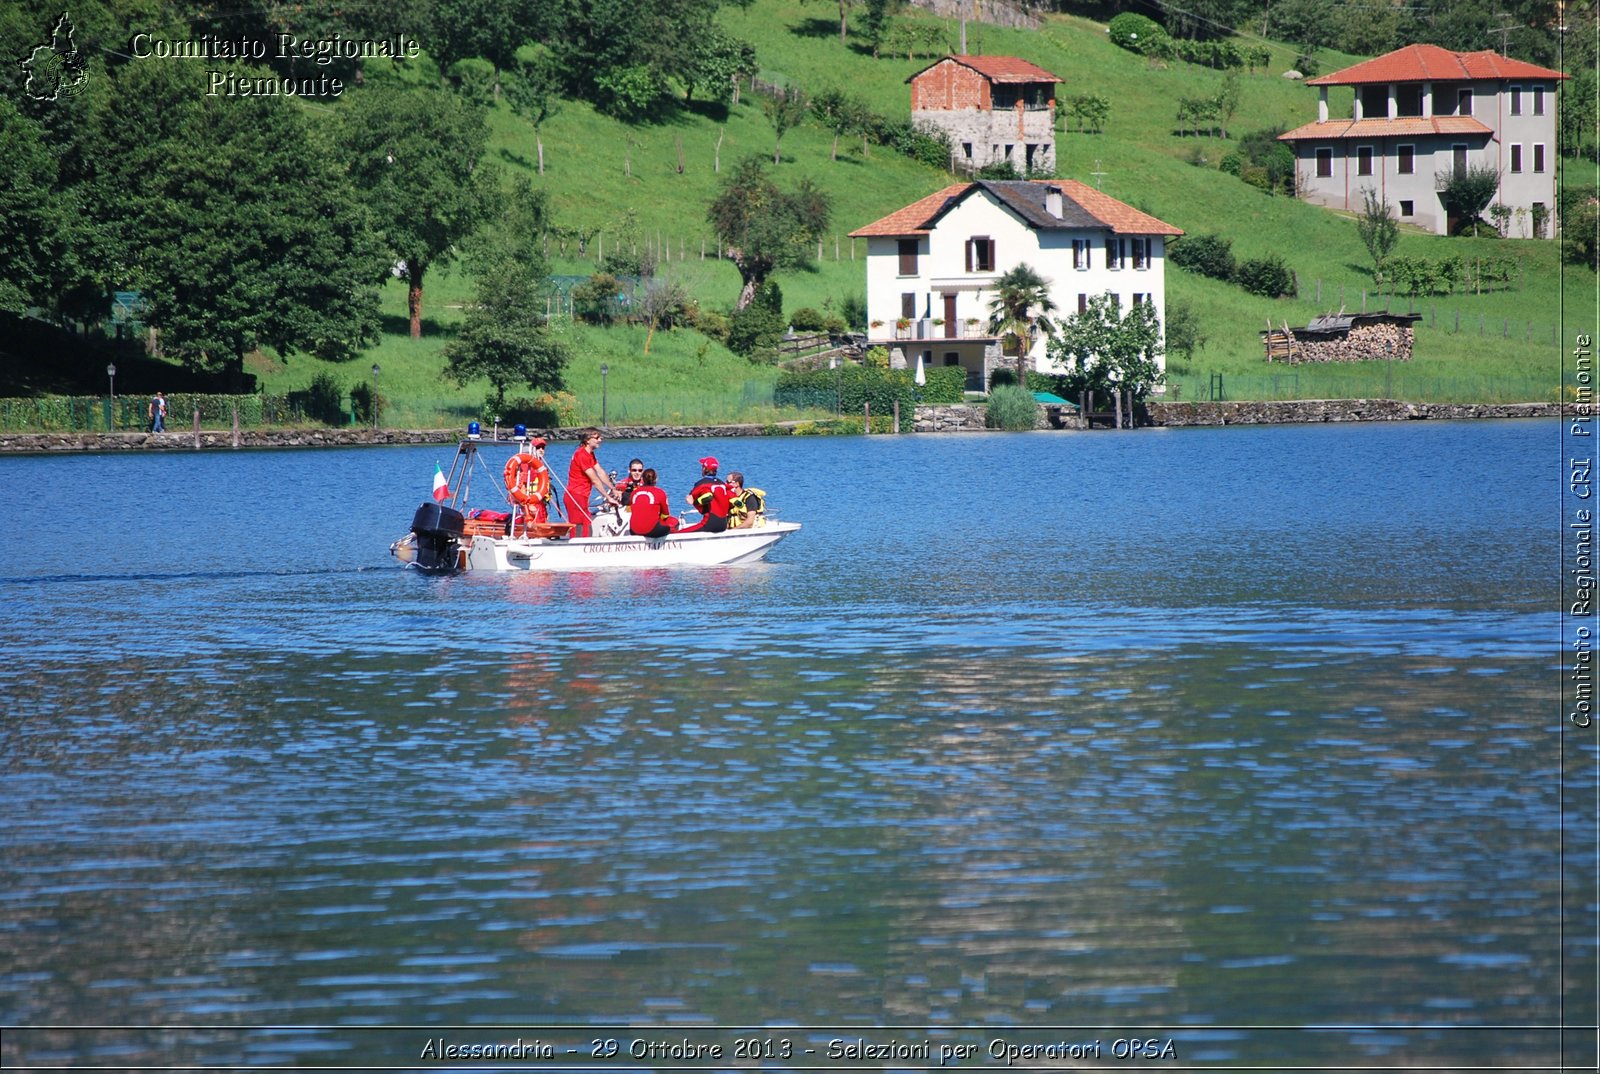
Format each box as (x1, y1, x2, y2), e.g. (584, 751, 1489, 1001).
(1263, 311, 1421, 363)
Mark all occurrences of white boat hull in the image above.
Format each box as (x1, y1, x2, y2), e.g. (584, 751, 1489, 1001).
(394, 521, 800, 572)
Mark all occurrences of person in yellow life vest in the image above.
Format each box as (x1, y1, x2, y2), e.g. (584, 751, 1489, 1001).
(504, 436, 552, 536)
(726, 471, 766, 529)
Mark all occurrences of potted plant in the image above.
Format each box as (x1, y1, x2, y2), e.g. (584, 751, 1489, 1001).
(895, 317, 911, 337)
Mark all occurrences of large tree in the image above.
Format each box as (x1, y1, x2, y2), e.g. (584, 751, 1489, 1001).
(707, 156, 830, 310)
(0, 100, 65, 315)
(341, 82, 493, 338)
(133, 78, 385, 385)
(986, 263, 1057, 390)
(1356, 187, 1400, 286)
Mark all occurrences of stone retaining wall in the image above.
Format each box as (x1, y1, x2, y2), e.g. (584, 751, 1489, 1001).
(1144, 400, 1560, 426)
(0, 401, 1561, 453)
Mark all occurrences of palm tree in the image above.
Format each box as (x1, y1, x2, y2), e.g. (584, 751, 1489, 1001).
(986, 264, 1057, 391)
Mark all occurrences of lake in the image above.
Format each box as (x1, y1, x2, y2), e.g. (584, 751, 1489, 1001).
(0, 419, 1591, 1070)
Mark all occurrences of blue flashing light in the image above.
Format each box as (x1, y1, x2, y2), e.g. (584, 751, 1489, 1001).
(513, 423, 528, 440)
(467, 421, 481, 441)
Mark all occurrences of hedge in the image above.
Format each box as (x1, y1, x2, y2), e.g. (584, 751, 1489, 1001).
(774, 365, 965, 413)
(0, 393, 332, 432)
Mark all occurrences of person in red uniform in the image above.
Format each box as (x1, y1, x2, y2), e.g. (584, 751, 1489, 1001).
(504, 436, 552, 535)
(562, 427, 618, 538)
(614, 458, 645, 504)
(678, 456, 730, 533)
(628, 468, 677, 538)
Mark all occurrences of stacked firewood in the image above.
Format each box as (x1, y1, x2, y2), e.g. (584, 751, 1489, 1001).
(1267, 321, 1415, 364)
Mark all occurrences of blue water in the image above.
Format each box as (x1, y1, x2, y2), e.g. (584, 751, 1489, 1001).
(0, 419, 1590, 1069)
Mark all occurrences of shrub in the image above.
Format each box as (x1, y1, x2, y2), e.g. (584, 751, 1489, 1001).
(789, 306, 828, 332)
(1293, 51, 1319, 77)
(1169, 233, 1237, 281)
(506, 390, 578, 428)
(572, 272, 624, 325)
(1235, 255, 1295, 298)
(985, 384, 1037, 430)
(1109, 12, 1168, 53)
(293, 371, 347, 425)
(975, 160, 1020, 180)
(727, 302, 784, 360)
(447, 58, 497, 105)
(692, 307, 731, 343)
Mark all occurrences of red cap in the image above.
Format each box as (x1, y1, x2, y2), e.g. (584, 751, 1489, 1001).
(531, 437, 547, 448)
(699, 456, 718, 469)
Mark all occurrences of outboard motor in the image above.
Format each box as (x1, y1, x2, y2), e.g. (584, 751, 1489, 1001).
(410, 502, 466, 571)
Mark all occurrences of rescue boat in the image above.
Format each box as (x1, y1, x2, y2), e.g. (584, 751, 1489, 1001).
(390, 431, 800, 573)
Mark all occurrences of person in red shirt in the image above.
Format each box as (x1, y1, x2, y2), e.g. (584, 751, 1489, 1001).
(628, 468, 677, 538)
(614, 458, 645, 504)
(679, 456, 730, 533)
(562, 427, 618, 538)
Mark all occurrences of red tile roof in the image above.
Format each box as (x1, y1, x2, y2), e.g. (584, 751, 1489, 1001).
(848, 180, 1181, 237)
(1278, 115, 1494, 141)
(1307, 44, 1567, 85)
(906, 54, 1063, 84)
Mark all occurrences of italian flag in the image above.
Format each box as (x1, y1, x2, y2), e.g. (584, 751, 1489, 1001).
(432, 463, 451, 503)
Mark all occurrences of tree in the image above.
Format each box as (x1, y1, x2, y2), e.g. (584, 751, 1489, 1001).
(1436, 164, 1501, 236)
(986, 264, 1058, 390)
(134, 84, 384, 386)
(707, 156, 830, 310)
(1214, 71, 1241, 139)
(341, 83, 493, 338)
(0, 99, 64, 315)
(503, 47, 560, 174)
(812, 88, 861, 160)
(762, 87, 809, 164)
(1046, 293, 1165, 401)
(1356, 187, 1400, 286)
(445, 181, 569, 409)
(859, 0, 902, 57)
(1164, 296, 1206, 363)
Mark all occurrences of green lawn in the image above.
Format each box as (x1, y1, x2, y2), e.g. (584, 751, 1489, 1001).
(166, 0, 1600, 421)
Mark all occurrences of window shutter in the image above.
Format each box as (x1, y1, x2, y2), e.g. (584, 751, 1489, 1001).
(964, 239, 973, 273)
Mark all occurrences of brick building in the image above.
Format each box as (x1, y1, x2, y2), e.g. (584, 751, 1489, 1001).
(908, 55, 1062, 175)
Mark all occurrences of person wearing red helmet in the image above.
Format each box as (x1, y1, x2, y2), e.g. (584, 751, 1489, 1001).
(504, 436, 553, 535)
(679, 455, 730, 533)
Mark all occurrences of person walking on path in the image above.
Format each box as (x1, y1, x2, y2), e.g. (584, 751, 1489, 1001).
(148, 392, 167, 433)
(563, 428, 618, 538)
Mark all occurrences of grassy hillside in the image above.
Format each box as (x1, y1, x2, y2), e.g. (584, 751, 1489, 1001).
(247, 0, 1593, 420)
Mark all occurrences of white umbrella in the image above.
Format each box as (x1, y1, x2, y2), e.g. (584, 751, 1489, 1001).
(914, 353, 926, 386)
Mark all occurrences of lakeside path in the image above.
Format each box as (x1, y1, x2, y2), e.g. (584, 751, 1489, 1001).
(0, 401, 1564, 454)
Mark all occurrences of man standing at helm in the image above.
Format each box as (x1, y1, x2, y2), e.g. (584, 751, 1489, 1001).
(505, 434, 552, 537)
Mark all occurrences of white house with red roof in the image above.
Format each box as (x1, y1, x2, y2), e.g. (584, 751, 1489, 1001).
(847, 180, 1183, 390)
(908, 55, 1063, 175)
(1279, 44, 1567, 238)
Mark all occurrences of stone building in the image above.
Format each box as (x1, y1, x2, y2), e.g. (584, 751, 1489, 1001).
(908, 55, 1062, 175)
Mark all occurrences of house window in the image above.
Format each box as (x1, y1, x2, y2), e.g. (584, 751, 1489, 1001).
(1025, 144, 1038, 172)
(1397, 144, 1415, 174)
(1510, 85, 1522, 115)
(1457, 88, 1473, 116)
(1132, 292, 1148, 307)
(943, 353, 960, 366)
(1109, 293, 1121, 311)
(1399, 199, 1414, 217)
(1315, 147, 1333, 178)
(1077, 293, 1088, 314)
(1357, 145, 1374, 176)
(1534, 143, 1546, 172)
(1132, 236, 1150, 269)
(1510, 144, 1523, 172)
(1452, 144, 1468, 178)
(965, 236, 996, 272)
(1534, 85, 1545, 115)
(1072, 239, 1090, 270)
(898, 239, 918, 276)
(1534, 202, 1548, 237)
(1396, 85, 1423, 117)
(962, 142, 973, 160)
(1107, 237, 1127, 270)
(1004, 144, 1014, 160)
(901, 293, 916, 320)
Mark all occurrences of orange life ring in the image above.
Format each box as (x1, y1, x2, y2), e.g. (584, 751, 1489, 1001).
(504, 453, 551, 531)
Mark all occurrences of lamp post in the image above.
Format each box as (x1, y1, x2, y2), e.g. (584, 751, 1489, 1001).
(106, 363, 116, 429)
(600, 363, 609, 427)
(370, 363, 380, 430)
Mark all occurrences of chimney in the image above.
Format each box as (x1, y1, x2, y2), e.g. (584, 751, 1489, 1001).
(1045, 186, 1063, 218)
